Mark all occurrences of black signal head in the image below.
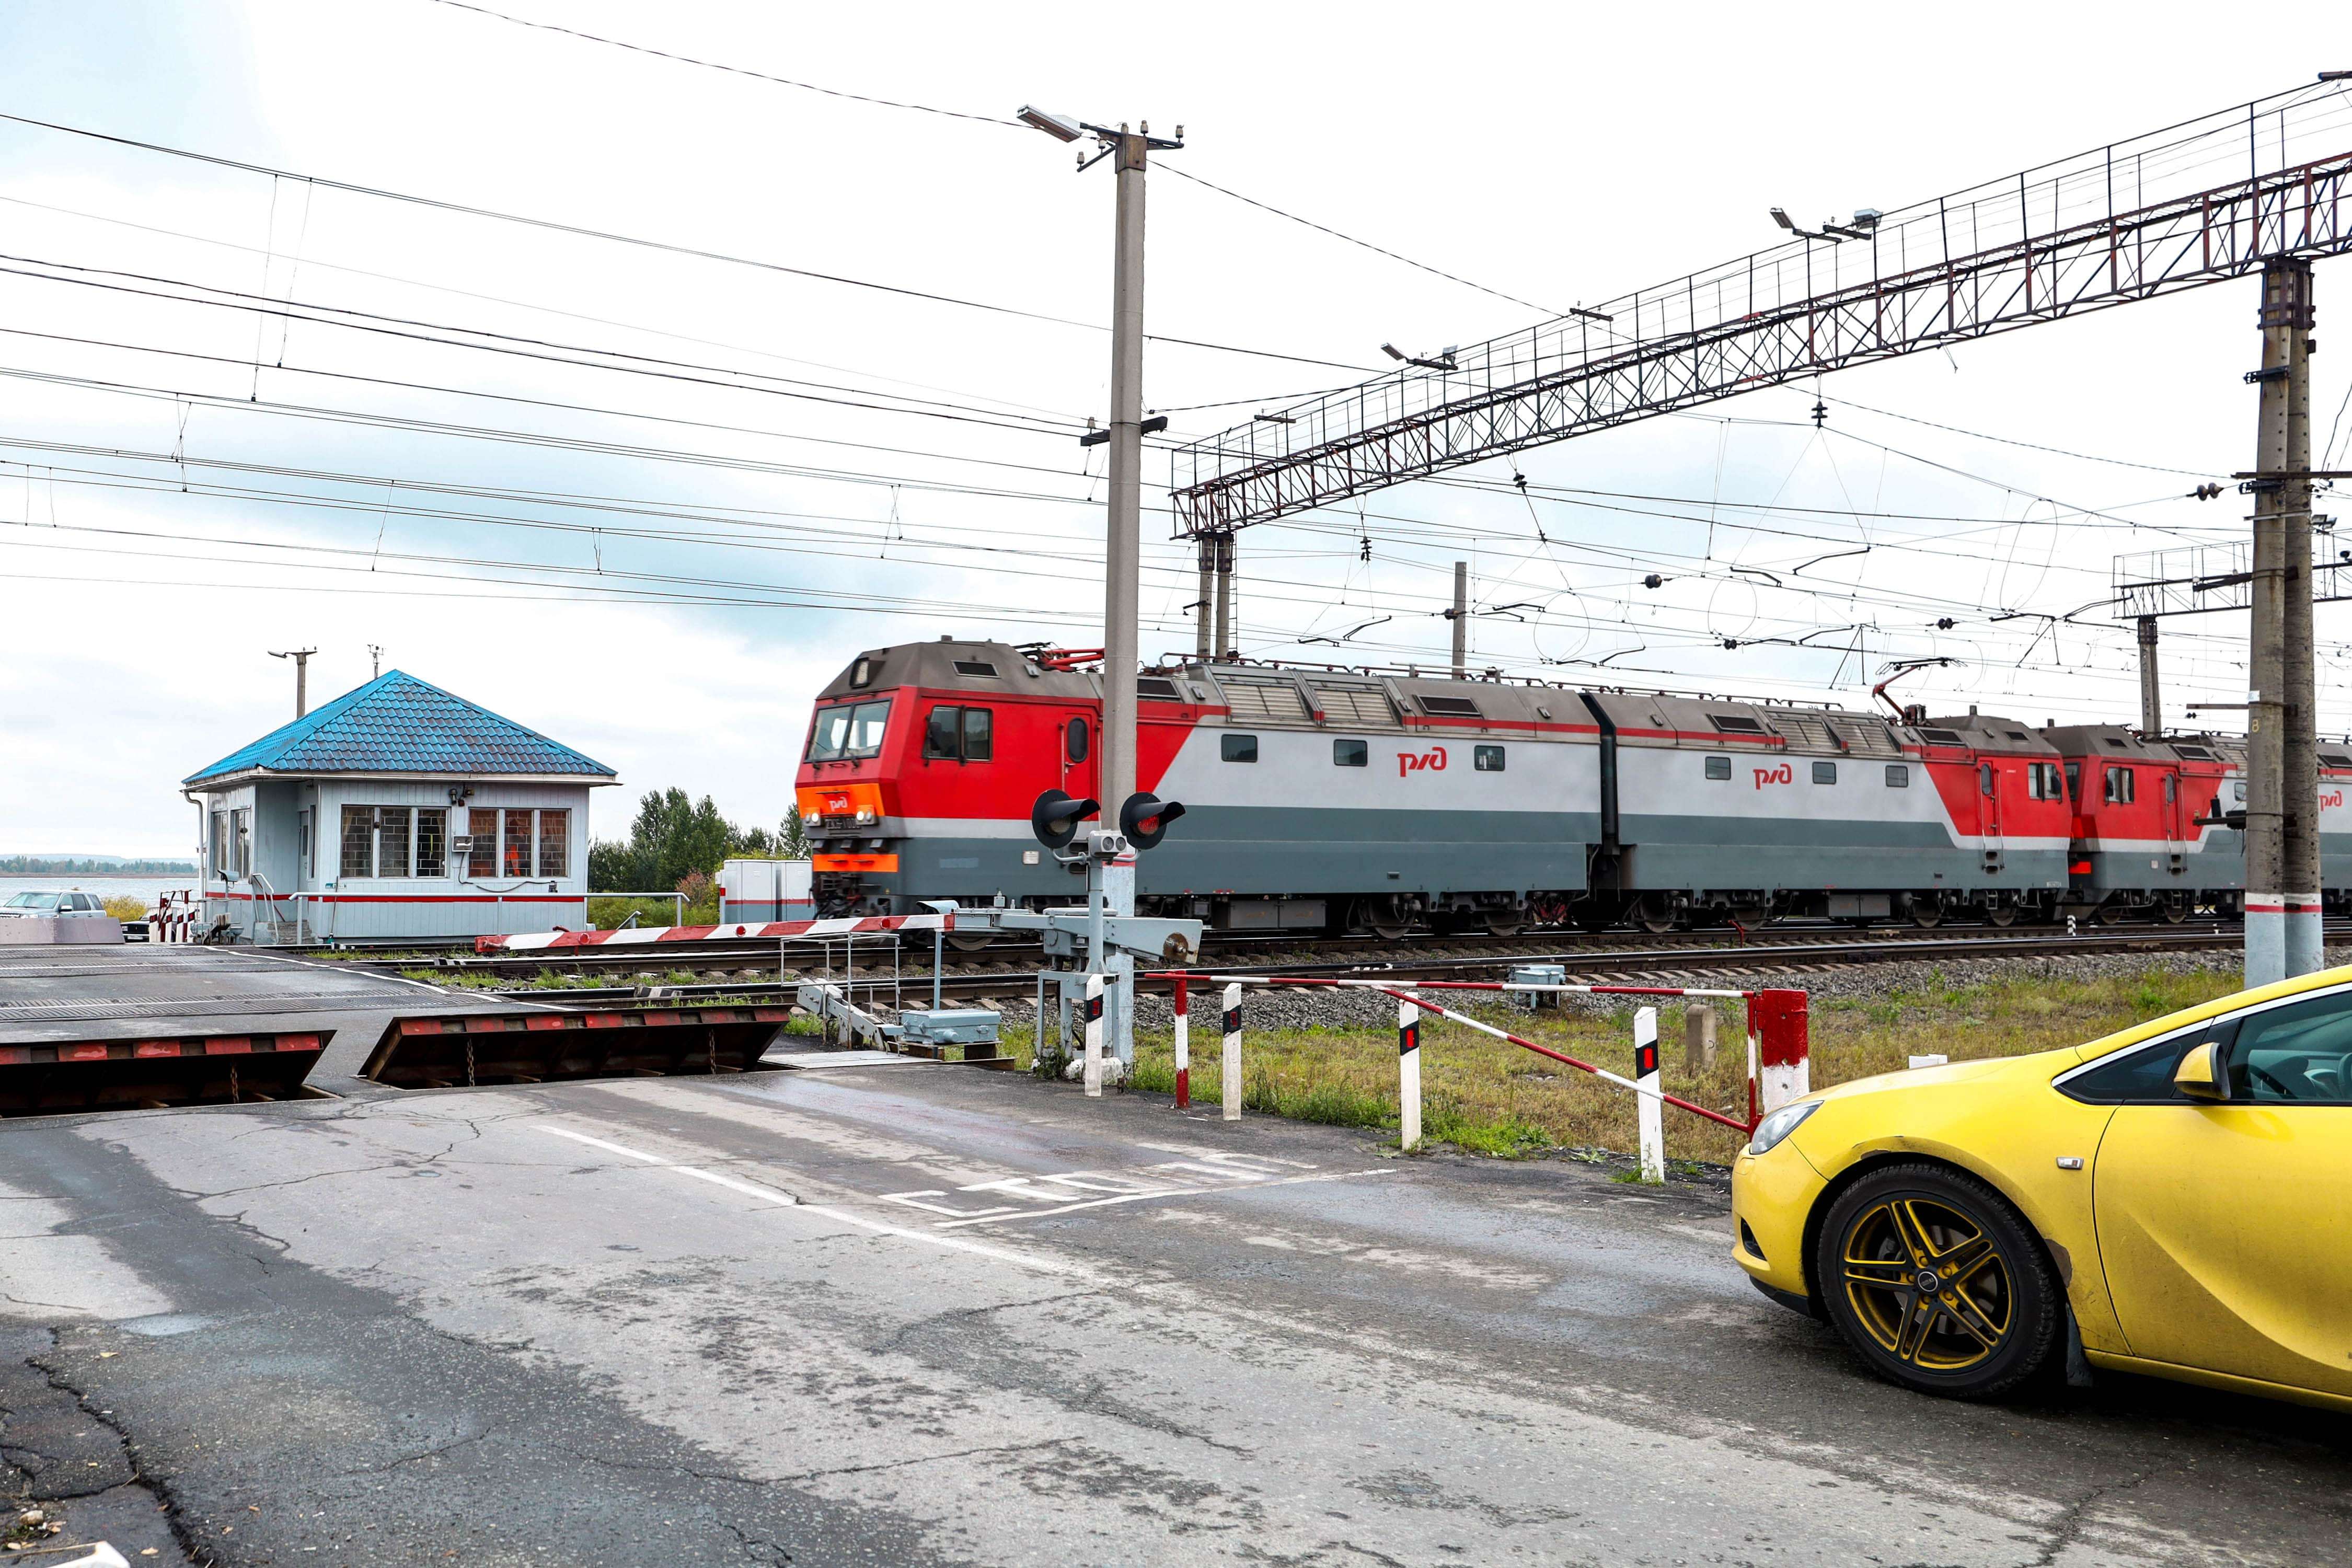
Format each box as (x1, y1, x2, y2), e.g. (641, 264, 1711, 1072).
(1118, 791, 1186, 851)
(1031, 789, 1099, 850)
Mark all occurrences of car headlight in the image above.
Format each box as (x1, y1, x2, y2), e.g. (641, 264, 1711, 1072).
(1746, 1099, 1820, 1157)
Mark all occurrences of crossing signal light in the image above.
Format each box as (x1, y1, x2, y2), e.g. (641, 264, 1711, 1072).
(1030, 789, 1099, 850)
(1119, 791, 1186, 851)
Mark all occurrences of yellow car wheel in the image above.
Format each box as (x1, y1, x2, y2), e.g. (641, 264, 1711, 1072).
(1813, 1162, 2060, 1400)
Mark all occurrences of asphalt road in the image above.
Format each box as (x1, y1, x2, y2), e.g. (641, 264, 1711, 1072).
(2, 1058, 2347, 1566)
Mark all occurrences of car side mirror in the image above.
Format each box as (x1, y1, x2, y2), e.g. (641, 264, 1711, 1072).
(2173, 1041, 2230, 1101)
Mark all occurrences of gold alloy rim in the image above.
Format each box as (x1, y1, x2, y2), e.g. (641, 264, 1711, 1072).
(1840, 1196, 2012, 1371)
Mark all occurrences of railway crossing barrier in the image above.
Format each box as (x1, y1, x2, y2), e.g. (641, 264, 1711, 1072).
(1150, 972, 1812, 1179)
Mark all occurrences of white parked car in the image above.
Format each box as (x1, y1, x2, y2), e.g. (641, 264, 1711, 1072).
(0, 891, 113, 918)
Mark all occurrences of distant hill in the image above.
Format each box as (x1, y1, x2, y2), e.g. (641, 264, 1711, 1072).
(0, 856, 198, 874)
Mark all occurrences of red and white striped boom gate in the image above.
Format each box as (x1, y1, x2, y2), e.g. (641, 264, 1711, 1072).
(477, 912, 951, 955)
(1154, 973, 1811, 1149)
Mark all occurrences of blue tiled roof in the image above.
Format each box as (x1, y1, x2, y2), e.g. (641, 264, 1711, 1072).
(184, 671, 617, 786)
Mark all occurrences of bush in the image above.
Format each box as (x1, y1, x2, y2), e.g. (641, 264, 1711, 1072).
(100, 894, 147, 921)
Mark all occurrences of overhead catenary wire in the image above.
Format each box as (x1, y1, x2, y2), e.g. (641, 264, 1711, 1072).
(0, 111, 1373, 373)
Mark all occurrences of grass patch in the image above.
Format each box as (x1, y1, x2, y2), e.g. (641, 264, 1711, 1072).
(1099, 965, 2244, 1164)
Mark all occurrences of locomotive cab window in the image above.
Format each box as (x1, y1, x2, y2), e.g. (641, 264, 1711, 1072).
(2104, 765, 2136, 805)
(2065, 762, 2082, 802)
(924, 705, 991, 762)
(1812, 760, 1837, 785)
(1064, 718, 1090, 763)
(844, 700, 892, 759)
(1475, 744, 1505, 772)
(1885, 764, 1909, 788)
(1222, 733, 1259, 764)
(1705, 756, 1732, 781)
(2028, 761, 2062, 801)
(1333, 739, 1367, 767)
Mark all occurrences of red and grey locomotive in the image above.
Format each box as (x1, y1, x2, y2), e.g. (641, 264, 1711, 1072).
(793, 638, 2347, 931)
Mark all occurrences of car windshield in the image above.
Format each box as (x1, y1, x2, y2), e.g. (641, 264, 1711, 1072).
(4, 892, 62, 909)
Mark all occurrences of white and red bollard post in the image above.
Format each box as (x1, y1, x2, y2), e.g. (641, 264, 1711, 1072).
(1220, 982, 1242, 1122)
(1634, 1005, 1664, 1183)
(1749, 987, 1811, 1116)
(1172, 975, 1191, 1111)
(1398, 996, 1422, 1151)
(1083, 973, 1105, 1098)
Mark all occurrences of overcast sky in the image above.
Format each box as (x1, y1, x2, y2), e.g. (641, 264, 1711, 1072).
(2, 1, 2348, 856)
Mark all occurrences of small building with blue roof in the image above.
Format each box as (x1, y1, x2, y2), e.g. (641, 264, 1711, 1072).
(182, 671, 618, 943)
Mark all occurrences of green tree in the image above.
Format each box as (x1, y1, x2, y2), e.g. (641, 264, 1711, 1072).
(587, 790, 804, 893)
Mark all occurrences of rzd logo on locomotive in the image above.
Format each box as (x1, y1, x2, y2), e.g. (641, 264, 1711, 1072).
(1399, 746, 1448, 778)
(1752, 763, 1794, 790)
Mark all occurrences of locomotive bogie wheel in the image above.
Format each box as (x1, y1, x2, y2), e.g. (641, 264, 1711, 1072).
(1813, 1162, 2060, 1400)
(1983, 903, 2019, 927)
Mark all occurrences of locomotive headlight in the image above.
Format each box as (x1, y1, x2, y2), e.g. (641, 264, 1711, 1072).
(855, 806, 878, 825)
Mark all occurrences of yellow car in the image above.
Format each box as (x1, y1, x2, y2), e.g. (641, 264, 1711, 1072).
(1732, 966, 2352, 1408)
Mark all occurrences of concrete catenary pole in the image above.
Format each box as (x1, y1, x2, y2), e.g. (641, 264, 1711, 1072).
(2276, 258, 2322, 976)
(1194, 535, 1215, 661)
(1101, 128, 1148, 832)
(2244, 257, 2319, 984)
(1213, 532, 1235, 660)
(2135, 617, 2161, 735)
(269, 648, 316, 719)
(1450, 561, 1469, 677)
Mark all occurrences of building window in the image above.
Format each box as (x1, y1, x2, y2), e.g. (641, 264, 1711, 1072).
(1222, 733, 1258, 763)
(231, 809, 251, 876)
(1475, 745, 1505, 773)
(1333, 738, 1367, 767)
(504, 809, 534, 877)
(2028, 761, 2063, 801)
(537, 810, 568, 878)
(468, 810, 497, 878)
(1885, 764, 1909, 788)
(212, 810, 229, 874)
(297, 810, 313, 879)
(377, 807, 412, 878)
(341, 807, 373, 878)
(1812, 761, 1837, 785)
(2104, 766, 2136, 805)
(1705, 756, 1732, 781)
(416, 809, 447, 878)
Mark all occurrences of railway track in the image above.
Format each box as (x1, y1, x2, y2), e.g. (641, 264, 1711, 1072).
(431, 922, 2325, 1010)
(384, 916, 2249, 983)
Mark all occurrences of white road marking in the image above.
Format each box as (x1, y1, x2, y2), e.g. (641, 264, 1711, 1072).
(534, 1125, 1076, 1274)
(931, 1166, 1402, 1228)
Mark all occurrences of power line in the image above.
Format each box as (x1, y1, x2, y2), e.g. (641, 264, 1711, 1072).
(1814, 389, 2224, 478)
(1159, 165, 1561, 318)
(0, 111, 1372, 373)
(423, 0, 1022, 128)
(0, 256, 1089, 437)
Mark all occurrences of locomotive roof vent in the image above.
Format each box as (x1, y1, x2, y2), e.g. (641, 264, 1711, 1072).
(1708, 713, 1768, 734)
(1136, 676, 1183, 699)
(1916, 727, 1967, 744)
(1421, 694, 1482, 717)
(952, 659, 1000, 677)
(2323, 750, 2352, 767)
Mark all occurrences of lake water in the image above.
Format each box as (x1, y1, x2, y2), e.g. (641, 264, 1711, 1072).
(0, 874, 197, 912)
